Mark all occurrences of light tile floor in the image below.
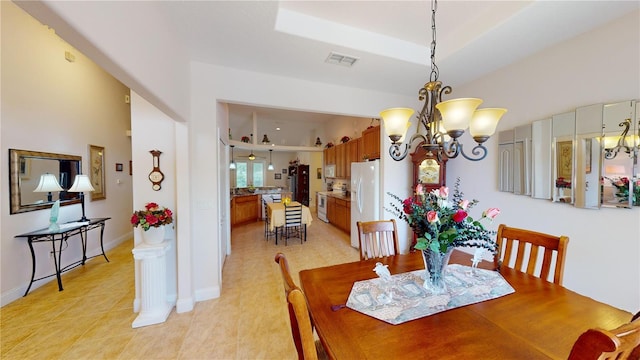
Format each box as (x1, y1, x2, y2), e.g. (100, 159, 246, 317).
(1, 218, 359, 359)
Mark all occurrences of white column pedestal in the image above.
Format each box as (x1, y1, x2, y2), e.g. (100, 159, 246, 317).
(132, 241, 173, 328)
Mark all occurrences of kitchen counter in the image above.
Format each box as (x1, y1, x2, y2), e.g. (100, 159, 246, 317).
(326, 192, 351, 201)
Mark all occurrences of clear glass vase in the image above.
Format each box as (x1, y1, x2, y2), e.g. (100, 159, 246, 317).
(421, 248, 454, 294)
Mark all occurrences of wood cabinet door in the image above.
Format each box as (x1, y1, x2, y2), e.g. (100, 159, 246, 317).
(362, 126, 381, 160)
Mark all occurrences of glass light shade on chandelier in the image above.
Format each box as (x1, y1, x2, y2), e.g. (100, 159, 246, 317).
(229, 145, 237, 170)
(380, 0, 506, 162)
(268, 149, 274, 171)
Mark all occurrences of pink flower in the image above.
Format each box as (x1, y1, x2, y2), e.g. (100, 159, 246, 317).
(483, 208, 500, 219)
(438, 186, 449, 198)
(459, 199, 469, 210)
(452, 210, 468, 223)
(426, 210, 439, 224)
(415, 184, 424, 196)
(130, 214, 139, 225)
(145, 202, 159, 211)
(145, 214, 159, 225)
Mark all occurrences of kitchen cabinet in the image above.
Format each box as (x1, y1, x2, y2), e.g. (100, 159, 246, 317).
(327, 195, 350, 233)
(336, 143, 346, 178)
(361, 125, 381, 160)
(324, 146, 336, 166)
(346, 139, 359, 177)
(232, 194, 259, 226)
(327, 196, 336, 224)
(357, 137, 364, 162)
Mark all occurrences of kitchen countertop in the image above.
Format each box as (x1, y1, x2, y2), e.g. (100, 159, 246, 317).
(326, 192, 351, 201)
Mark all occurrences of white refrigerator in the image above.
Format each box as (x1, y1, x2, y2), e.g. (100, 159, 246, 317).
(350, 160, 380, 248)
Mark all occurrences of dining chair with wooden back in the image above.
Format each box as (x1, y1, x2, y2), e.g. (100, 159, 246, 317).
(281, 204, 305, 245)
(494, 224, 569, 285)
(356, 219, 399, 261)
(568, 316, 640, 360)
(274, 253, 327, 360)
(263, 198, 275, 241)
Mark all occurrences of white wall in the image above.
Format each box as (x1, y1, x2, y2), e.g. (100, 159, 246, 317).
(191, 62, 416, 300)
(130, 91, 178, 310)
(1, 2, 133, 305)
(449, 10, 640, 312)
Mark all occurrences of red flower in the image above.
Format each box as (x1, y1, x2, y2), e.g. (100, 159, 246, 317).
(402, 198, 414, 214)
(452, 210, 468, 223)
(145, 214, 159, 225)
(130, 214, 139, 225)
(145, 202, 159, 211)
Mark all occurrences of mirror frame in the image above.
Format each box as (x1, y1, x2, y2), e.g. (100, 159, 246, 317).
(9, 149, 82, 214)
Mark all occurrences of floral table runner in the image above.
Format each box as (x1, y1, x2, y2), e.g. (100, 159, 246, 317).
(345, 264, 515, 325)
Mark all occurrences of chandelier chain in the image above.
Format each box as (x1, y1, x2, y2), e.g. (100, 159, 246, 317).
(430, 0, 439, 82)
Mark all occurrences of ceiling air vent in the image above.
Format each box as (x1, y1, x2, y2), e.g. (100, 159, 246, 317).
(325, 52, 359, 67)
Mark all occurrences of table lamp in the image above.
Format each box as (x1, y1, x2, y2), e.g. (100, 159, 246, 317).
(68, 174, 95, 222)
(33, 173, 64, 231)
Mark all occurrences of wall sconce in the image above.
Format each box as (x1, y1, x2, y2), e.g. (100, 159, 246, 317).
(68, 174, 95, 222)
(268, 149, 274, 171)
(229, 145, 237, 170)
(33, 173, 64, 231)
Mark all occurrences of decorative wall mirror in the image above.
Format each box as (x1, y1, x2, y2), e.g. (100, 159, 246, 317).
(574, 104, 603, 209)
(513, 124, 532, 195)
(498, 129, 514, 192)
(600, 100, 637, 208)
(9, 149, 82, 214)
(501, 99, 638, 209)
(552, 112, 576, 204)
(531, 118, 552, 199)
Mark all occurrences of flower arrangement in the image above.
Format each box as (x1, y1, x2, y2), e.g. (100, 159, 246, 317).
(605, 176, 640, 206)
(388, 178, 500, 254)
(131, 202, 173, 231)
(241, 136, 250, 143)
(325, 142, 334, 148)
(340, 136, 351, 143)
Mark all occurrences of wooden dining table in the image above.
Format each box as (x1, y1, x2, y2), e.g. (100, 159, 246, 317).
(299, 250, 632, 359)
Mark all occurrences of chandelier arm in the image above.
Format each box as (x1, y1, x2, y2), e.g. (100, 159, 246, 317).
(604, 118, 632, 159)
(389, 143, 410, 161)
(458, 143, 489, 162)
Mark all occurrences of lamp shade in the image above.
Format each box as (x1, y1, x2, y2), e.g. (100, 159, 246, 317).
(435, 98, 483, 132)
(380, 108, 415, 139)
(68, 174, 95, 192)
(470, 108, 507, 138)
(33, 173, 63, 192)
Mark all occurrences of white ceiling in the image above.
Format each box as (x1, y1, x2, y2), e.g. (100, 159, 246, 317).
(152, 0, 638, 141)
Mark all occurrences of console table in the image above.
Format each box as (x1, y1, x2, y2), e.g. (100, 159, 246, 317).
(15, 217, 111, 296)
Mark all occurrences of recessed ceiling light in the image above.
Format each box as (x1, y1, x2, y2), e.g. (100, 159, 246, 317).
(276, 127, 281, 131)
(326, 52, 359, 67)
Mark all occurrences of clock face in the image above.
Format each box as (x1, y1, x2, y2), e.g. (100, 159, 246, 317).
(419, 159, 440, 184)
(149, 171, 164, 183)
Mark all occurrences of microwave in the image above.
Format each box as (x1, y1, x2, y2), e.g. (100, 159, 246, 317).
(325, 165, 336, 178)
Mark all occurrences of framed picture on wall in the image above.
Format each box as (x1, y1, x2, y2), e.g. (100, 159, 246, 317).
(115, 163, 123, 172)
(89, 144, 106, 200)
(275, 173, 282, 180)
(282, 169, 287, 174)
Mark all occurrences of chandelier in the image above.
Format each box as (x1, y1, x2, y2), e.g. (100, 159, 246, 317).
(380, 0, 507, 162)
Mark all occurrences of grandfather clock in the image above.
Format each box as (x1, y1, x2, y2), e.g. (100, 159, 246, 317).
(409, 143, 447, 251)
(410, 142, 447, 191)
